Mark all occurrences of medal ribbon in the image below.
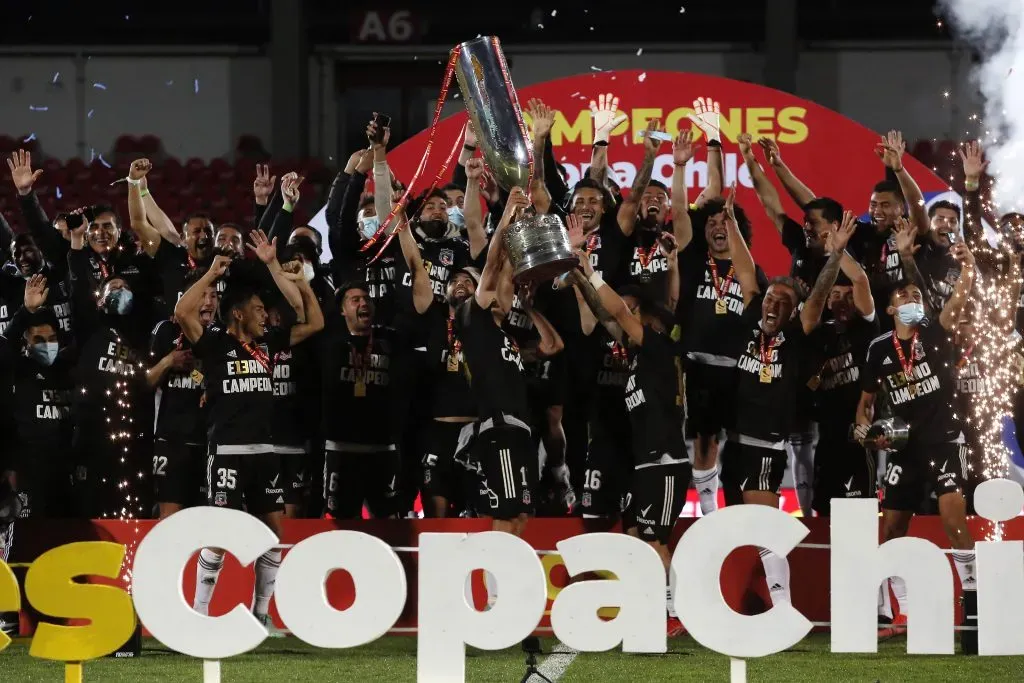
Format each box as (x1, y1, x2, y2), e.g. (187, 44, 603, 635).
(759, 332, 779, 367)
(892, 331, 919, 381)
(240, 340, 271, 373)
(187, 253, 197, 270)
(956, 343, 975, 370)
(610, 341, 628, 367)
(447, 314, 462, 360)
(584, 231, 600, 255)
(352, 329, 375, 381)
(637, 237, 660, 270)
(708, 254, 735, 300)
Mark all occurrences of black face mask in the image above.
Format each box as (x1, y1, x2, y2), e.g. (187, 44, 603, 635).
(418, 219, 447, 239)
(289, 236, 320, 265)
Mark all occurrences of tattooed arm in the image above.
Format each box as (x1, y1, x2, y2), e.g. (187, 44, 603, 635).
(616, 119, 664, 237)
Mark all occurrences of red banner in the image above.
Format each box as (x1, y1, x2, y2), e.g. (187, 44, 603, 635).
(9, 515, 1011, 636)
(386, 70, 949, 276)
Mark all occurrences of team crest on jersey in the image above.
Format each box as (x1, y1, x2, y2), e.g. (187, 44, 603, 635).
(214, 492, 227, 506)
(276, 350, 292, 362)
(439, 248, 454, 266)
(581, 492, 592, 508)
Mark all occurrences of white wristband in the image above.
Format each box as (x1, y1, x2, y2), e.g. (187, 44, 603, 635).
(126, 177, 142, 187)
(588, 271, 605, 289)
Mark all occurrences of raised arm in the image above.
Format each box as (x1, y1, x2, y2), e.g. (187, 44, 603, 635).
(139, 176, 182, 246)
(853, 390, 877, 442)
(369, 118, 397, 234)
(688, 98, 722, 205)
(739, 134, 787, 233)
(662, 233, 681, 312)
(126, 159, 162, 258)
(66, 217, 100, 340)
(800, 212, 856, 334)
(267, 172, 302, 255)
(723, 188, 760, 306)
(841, 251, 874, 318)
(252, 163, 276, 230)
(959, 141, 988, 248)
(247, 229, 304, 318)
(8, 150, 66, 262)
(521, 287, 564, 357)
(587, 265, 643, 346)
(892, 217, 929, 296)
(477, 189, 528, 310)
(671, 133, 696, 250)
(587, 93, 626, 186)
(758, 138, 816, 208)
(876, 130, 929, 235)
(939, 241, 977, 332)
(396, 209, 433, 315)
(525, 98, 555, 216)
(289, 277, 325, 346)
(175, 256, 230, 343)
(462, 158, 488, 260)
(616, 118, 663, 237)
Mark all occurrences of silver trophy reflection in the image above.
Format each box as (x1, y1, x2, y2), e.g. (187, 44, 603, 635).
(851, 417, 910, 452)
(452, 36, 578, 282)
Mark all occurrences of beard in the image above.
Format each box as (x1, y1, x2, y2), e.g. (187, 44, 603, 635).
(418, 219, 448, 239)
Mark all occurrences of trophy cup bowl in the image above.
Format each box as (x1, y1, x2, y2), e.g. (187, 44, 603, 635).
(866, 417, 910, 452)
(453, 36, 578, 282)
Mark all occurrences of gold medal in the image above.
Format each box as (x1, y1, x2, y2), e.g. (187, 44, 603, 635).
(715, 298, 728, 315)
(806, 374, 821, 391)
(447, 353, 460, 372)
(354, 378, 367, 397)
(759, 365, 773, 383)
(189, 368, 204, 384)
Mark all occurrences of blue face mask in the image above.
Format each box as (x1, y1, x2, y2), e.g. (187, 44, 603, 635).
(30, 341, 59, 366)
(447, 205, 465, 229)
(896, 302, 925, 326)
(359, 216, 380, 241)
(105, 288, 134, 315)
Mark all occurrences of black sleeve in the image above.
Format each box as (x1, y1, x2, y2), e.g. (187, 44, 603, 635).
(190, 325, 220, 360)
(67, 249, 99, 342)
(150, 319, 176, 359)
(332, 172, 368, 272)
(453, 162, 468, 190)
(0, 212, 12, 258)
(254, 203, 266, 231)
(860, 340, 883, 393)
(755, 266, 770, 293)
(781, 215, 805, 254)
(269, 206, 294, 261)
(543, 136, 569, 207)
(17, 191, 66, 266)
(2, 306, 32, 352)
(324, 170, 352, 239)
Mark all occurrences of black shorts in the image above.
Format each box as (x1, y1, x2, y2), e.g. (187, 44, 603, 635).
(153, 441, 206, 506)
(526, 354, 567, 409)
(420, 420, 470, 504)
(206, 449, 284, 516)
(460, 424, 536, 520)
(737, 443, 788, 495)
(881, 440, 968, 512)
(624, 461, 691, 544)
(684, 361, 737, 438)
(580, 418, 632, 518)
(276, 445, 311, 507)
(323, 448, 401, 519)
(812, 436, 877, 516)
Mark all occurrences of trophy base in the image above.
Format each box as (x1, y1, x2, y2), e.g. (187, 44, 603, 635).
(511, 254, 579, 284)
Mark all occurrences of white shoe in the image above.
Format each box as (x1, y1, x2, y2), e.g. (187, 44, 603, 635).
(255, 612, 285, 638)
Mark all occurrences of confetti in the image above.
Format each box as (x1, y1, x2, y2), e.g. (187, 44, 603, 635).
(28, 105, 48, 112)
(89, 148, 96, 162)
(56, 187, 62, 199)
(680, 6, 686, 12)
(194, 79, 199, 94)
(99, 155, 111, 168)
(166, 80, 174, 86)
(637, 48, 643, 56)
(551, 9, 557, 16)
(93, 82, 107, 90)
(538, 23, 544, 29)
(23, 133, 36, 142)
(590, 66, 602, 72)
(638, 72, 647, 82)
(52, 72, 60, 83)
(87, 109, 95, 118)
(943, 90, 950, 98)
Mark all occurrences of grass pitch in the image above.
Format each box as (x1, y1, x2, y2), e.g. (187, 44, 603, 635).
(3, 633, 1023, 682)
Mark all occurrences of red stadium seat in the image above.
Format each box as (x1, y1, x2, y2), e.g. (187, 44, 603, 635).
(138, 135, 162, 157)
(236, 135, 268, 160)
(910, 140, 935, 167)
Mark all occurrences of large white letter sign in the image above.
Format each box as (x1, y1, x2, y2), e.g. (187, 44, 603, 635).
(974, 479, 1024, 655)
(831, 498, 953, 654)
(417, 532, 547, 683)
(276, 530, 406, 648)
(132, 507, 277, 658)
(550, 533, 665, 653)
(672, 504, 812, 657)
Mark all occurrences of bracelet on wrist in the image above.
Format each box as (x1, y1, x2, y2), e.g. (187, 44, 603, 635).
(588, 271, 605, 289)
(463, 144, 477, 152)
(282, 201, 295, 213)
(965, 180, 980, 191)
(126, 177, 142, 187)
(140, 189, 150, 198)
(592, 140, 609, 148)
(706, 139, 722, 149)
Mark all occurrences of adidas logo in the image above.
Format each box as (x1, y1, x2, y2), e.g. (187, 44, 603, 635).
(769, 583, 784, 591)
(642, 528, 655, 536)
(227, 349, 237, 358)
(964, 576, 977, 585)
(275, 496, 284, 504)
(698, 488, 712, 495)
(882, 357, 893, 365)
(36, 373, 45, 380)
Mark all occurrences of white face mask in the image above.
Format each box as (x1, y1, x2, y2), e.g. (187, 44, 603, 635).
(447, 205, 465, 229)
(359, 216, 380, 241)
(896, 302, 925, 326)
(302, 262, 316, 283)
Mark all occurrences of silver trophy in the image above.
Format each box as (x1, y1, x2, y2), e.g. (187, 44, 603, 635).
(452, 36, 578, 282)
(851, 417, 910, 452)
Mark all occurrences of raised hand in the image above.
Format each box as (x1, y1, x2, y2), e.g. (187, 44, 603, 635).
(589, 92, 627, 144)
(465, 157, 484, 180)
(129, 158, 152, 181)
(688, 97, 721, 144)
(24, 273, 49, 312)
(7, 149, 43, 196)
(737, 133, 754, 158)
(827, 210, 857, 254)
(875, 130, 906, 171)
(959, 141, 988, 182)
(464, 120, 478, 148)
(526, 98, 556, 141)
(207, 254, 232, 279)
(354, 148, 373, 174)
(367, 116, 391, 148)
(480, 169, 499, 203)
(246, 229, 278, 265)
(723, 182, 738, 225)
(892, 216, 920, 256)
(344, 148, 368, 174)
(672, 131, 698, 166)
(566, 213, 585, 249)
(281, 172, 305, 205)
(658, 231, 679, 260)
(575, 247, 595, 277)
(757, 137, 782, 166)
(951, 240, 976, 269)
(253, 164, 276, 206)
(641, 118, 666, 155)
(500, 187, 530, 229)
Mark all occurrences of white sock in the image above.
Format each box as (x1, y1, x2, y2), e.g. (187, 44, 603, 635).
(666, 585, 677, 618)
(759, 549, 791, 605)
(891, 576, 908, 616)
(251, 549, 282, 618)
(787, 432, 815, 517)
(692, 467, 719, 515)
(193, 548, 224, 616)
(952, 551, 977, 591)
(878, 581, 893, 619)
(484, 570, 498, 608)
